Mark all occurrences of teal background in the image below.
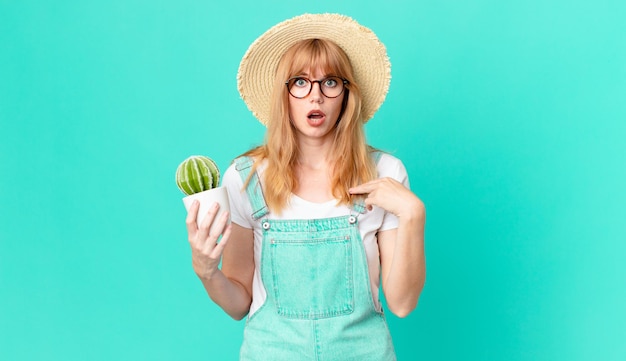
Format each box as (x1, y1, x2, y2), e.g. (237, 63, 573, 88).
(1, 0, 624, 360)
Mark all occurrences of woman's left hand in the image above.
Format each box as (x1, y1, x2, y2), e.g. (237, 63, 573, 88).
(349, 177, 425, 220)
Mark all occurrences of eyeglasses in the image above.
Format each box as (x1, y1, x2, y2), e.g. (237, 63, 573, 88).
(285, 76, 348, 99)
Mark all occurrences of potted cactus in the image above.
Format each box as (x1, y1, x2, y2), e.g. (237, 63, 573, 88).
(176, 155, 230, 233)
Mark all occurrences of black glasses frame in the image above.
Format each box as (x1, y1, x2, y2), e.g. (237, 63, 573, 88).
(285, 76, 349, 99)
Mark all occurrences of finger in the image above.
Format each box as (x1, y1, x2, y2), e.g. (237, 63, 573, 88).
(349, 182, 377, 194)
(201, 210, 230, 254)
(210, 223, 232, 259)
(196, 202, 220, 244)
(363, 196, 376, 210)
(185, 200, 200, 239)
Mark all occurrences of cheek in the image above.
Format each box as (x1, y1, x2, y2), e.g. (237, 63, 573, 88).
(288, 98, 303, 116)
(330, 98, 344, 115)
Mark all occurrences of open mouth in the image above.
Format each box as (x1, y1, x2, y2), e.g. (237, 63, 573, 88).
(307, 110, 326, 120)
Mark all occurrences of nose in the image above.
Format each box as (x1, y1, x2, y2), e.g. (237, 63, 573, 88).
(309, 82, 323, 103)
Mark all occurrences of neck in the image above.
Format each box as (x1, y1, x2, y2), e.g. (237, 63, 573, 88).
(296, 138, 333, 168)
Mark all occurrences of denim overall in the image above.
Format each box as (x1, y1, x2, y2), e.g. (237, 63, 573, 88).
(234, 155, 396, 361)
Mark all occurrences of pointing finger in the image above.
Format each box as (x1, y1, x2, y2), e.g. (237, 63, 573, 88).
(349, 181, 378, 194)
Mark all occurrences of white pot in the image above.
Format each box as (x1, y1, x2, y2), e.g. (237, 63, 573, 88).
(182, 186, 231, 235)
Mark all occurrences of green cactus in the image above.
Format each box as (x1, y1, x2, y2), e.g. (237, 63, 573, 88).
(176, 155, 220, 196)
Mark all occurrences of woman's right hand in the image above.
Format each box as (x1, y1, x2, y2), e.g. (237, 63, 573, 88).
(185, 200, 232, 280)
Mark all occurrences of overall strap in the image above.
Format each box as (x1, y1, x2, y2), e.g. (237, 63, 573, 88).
(234, 156, 269, 220)
(352, 150, 385, 215)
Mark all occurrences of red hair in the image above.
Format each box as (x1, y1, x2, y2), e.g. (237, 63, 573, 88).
(243, 39, 377, 213)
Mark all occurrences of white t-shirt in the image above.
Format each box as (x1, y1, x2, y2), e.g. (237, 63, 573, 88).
(222, 153, 410, 316)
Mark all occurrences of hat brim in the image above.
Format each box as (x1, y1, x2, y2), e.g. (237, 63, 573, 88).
(237, 13, 391, 126)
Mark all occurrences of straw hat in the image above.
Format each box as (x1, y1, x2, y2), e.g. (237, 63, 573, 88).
(237, 13, 391, 126)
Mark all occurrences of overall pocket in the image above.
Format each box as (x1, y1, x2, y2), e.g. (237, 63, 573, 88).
(269, 234, 354, 319)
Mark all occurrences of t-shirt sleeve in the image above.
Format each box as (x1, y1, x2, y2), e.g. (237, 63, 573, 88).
(222, 162, 254, 229)
(378, 153, 411, 232)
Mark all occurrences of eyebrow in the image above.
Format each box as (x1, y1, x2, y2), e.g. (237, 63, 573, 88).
(293, 72, 337, 79)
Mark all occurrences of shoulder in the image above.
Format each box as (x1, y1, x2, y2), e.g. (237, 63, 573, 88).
(222, 157, 268, 187)
(375, 152, 410, 188)
(222, 161, 243, 187)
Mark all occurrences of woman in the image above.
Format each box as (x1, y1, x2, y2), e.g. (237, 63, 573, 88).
(185, 14, 426, 360)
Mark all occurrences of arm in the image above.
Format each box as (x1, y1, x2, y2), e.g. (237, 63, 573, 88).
(349, 177, 426, 318)
(377, 196, 425, 318)
(186, 201, 255, 320)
